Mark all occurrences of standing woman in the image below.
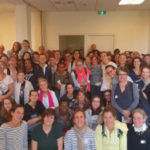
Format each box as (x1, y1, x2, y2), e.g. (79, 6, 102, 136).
(31, 108, 63, 150)
(95, 107, 128, 150)
(129, 57, 144, 90)
(89, 56, 103, 97)
(111, 67, 139, 121)
(71, 59, 91, 94)
(64, 109, 96, 150)
(38, 78, 59, 109)
(128, 108, 150, 150)
(0, 104, 28, 150)
(0, 61, 14, 104)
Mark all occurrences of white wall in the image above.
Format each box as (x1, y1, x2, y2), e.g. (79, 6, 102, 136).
(0, 11, 16, 51)
(43, 10, 150, 54)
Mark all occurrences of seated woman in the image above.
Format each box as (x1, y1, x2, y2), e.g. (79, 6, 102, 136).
(73, 90, 90, 111)
(95, 106, 128, 150)
(111, 66, 139, 122)
(64, 109, 96, 150)
(31, 108, 63, 150)
(0, 104, 28, 150)
(71, 59, 91, 94)
(55, 99, 73, 134)
(24, 90, 45, 133)
(53, 62, 73, 99)
(128, 108, 150, 150)
(61, 83, 76, 109)
(0, 61, 14, 105)
(85, 96, 104, 130)
(0, 98, 16, 125)
(129, 57, 144, 90)
(14, 70, 33, 105)
(38, 78, 59, 109)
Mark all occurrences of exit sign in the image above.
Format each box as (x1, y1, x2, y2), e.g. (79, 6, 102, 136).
(98, 10, 106, 15)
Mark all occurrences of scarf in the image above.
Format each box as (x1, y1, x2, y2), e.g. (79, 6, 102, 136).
(39, 90, 54, 108)
(75, 67, 91, 92)
(73, 125, 88, 150)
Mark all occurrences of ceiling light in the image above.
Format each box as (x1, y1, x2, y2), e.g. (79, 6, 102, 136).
(119, 0, 145, 5)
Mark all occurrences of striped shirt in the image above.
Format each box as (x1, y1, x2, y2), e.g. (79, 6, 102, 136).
(0, 121, 28, 150)
(64, 127, 96, 150)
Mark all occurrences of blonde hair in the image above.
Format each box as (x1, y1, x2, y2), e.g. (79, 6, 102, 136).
(132, 108, 147, 119)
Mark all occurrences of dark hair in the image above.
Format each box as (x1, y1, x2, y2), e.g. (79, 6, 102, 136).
(66, 83, 74, 90)
(10, 104, 24, 113)
(105, 65, 116, 70)
(42, 108, 56, 120)
(22, 52, 32, 60)
(29, 90, 38, 97)
(0, 98, 16, 123)
(59, 98, 69, 106)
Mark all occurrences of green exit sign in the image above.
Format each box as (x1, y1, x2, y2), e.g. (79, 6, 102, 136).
(98, 10, 106, 15)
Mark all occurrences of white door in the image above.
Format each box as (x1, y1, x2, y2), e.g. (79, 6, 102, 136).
(85, 34, 114, 54)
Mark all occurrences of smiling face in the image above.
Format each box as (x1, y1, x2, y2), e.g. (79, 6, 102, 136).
(118, 70, 128, 83)
(39, 80, 48, 92)
(92, 97, 100, 110)
(43, 115, 55, 126)
(103, 111, 115, 129)
(4, 99, 12, 112)
(133, 112, 146, 128)
(73, 111, 86, 129)
(11, 107, 24, 123)
(141, 67, 150, 79)
(30, 91, 38, 103)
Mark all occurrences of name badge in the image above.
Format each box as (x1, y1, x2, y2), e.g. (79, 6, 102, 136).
(115, 95, 118, 99)
(140, 140, 146, 144)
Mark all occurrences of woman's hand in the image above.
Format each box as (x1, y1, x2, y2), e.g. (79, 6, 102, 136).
(123, 110, 131, 117)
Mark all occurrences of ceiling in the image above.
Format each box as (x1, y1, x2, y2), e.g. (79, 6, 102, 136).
(0, 0, 150, 12)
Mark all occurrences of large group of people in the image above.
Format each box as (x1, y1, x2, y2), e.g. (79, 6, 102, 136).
(0, 40, 150, 150)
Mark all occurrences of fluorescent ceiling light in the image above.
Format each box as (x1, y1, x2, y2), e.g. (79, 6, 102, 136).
(119, 0, 145, 5)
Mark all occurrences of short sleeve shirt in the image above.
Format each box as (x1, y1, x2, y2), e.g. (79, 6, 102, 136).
(31, 123, 63, 150)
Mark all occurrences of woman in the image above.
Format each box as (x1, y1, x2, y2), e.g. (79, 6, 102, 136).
(24, 58, 40, 90)
(139, 66, 150, 115)
(0, 98, 16, 125)
(61, 83, 76, 109)
(73, 90, 90, 111)
(111, 67, 139, 122)
(68, 50, 81, 72)
(10, 41, 21, 59)
(0, 61, 14, 103)
(89, 56, 102, 97)
(103, 89, 112, 107)
(64, 109, 96, 150)
(31, 108, 63, 150)
(129, 57, 144, 90)
(85, 96, 103, 130)
(95, 107, 128, 150)
(24, 90, 45, 133)
(53, 62, 73, 99)
(0, 104, 28, 150)
(38, 78, 59, 109)
(71, 59, 91, 93)
(14, 70, 33, 105)
(128, 108, 150, 150)
(141, 66, 150, 102)
(8, 57, 17, 81)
